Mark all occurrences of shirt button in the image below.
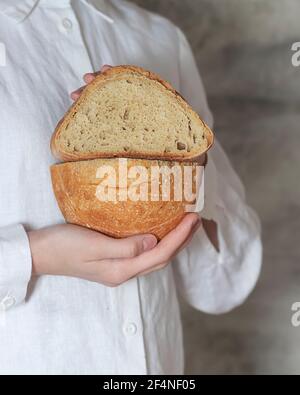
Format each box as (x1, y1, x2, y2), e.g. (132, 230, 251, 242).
(62, 18, 73, 31)
(124, 322, 137, 336)
(1, 295, 16, 311)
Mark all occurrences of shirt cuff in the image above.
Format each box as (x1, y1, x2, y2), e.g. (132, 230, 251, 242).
(0, 224, 32, 311)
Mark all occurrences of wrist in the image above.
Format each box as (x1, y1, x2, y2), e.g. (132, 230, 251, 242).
(28, 229, 49, 276)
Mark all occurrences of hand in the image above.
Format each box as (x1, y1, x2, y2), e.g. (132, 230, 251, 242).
(28, 214, 201, 286)
(71, 65, 112, 101)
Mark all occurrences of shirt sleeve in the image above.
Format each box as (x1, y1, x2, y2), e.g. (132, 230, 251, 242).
(172, 28, 262, 314)
(0, 224, 32, 311)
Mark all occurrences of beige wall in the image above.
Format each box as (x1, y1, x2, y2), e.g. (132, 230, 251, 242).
(131, 0, 300, 374)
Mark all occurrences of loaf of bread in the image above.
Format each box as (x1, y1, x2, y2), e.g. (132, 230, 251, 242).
(51, 158, 201, 240)
(50, 65, 214, 239)
(51, 66, 213, 162)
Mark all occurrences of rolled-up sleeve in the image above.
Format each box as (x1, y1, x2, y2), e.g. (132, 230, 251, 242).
(172, 28, 262, 314)
(0, 224, 32, 311)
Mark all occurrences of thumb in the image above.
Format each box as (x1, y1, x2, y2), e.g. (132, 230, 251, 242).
(106, 234, 158, 259)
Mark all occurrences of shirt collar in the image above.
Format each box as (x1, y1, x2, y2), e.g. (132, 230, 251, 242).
(0, 0, 114, 23)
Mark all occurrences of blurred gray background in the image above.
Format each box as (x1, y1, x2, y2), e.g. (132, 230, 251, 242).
(131, 0, 300, 374)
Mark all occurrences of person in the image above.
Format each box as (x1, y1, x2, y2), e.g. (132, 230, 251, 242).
(0, 0, 262, 375)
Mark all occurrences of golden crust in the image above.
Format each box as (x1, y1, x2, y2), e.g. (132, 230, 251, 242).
(50, 158, 200, 240)
(51, 65, 214, 162)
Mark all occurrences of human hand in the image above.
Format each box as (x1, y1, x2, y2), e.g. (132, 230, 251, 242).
(28, 214, 201, 286)
(70, 65, 112, 101)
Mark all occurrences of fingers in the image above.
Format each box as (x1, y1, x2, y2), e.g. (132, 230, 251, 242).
(140, 214, 200, 266)
(71, 64, 113, 101)
(86, 214, 199, 287)
(101, 64, 113, 72)
(174, 218, 202, 255)
(83, 64, 112, 84)
(138, 217, 202, 277)
(70, 85, 86, 101)
(83, 74, 95, 84)
(121, 214, 200, 279)
(101, 234, 157, 260)
(80, 233, 157, 286)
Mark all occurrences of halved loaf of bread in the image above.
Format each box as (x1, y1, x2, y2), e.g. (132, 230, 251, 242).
(51, 158, 201, 240)
(51, 66, 214, 162)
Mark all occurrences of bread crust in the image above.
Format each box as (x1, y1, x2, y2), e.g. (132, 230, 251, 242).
(51, 65, 214, 162)
(50, 158, 200, 240)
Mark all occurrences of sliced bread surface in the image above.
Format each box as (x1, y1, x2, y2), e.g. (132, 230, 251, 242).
(51, 66, 214, 162)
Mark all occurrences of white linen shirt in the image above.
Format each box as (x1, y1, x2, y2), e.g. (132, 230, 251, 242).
(0, 0, 262, 375)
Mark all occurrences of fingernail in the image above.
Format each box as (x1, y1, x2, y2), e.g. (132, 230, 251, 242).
(101, 65, 112, 72)
(85, 73, 94, 80)
(142, 235, 157, 251)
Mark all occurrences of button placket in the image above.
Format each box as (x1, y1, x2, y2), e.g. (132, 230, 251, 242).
(111, 279, 147, 374)
(55, 7, 94, 89)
